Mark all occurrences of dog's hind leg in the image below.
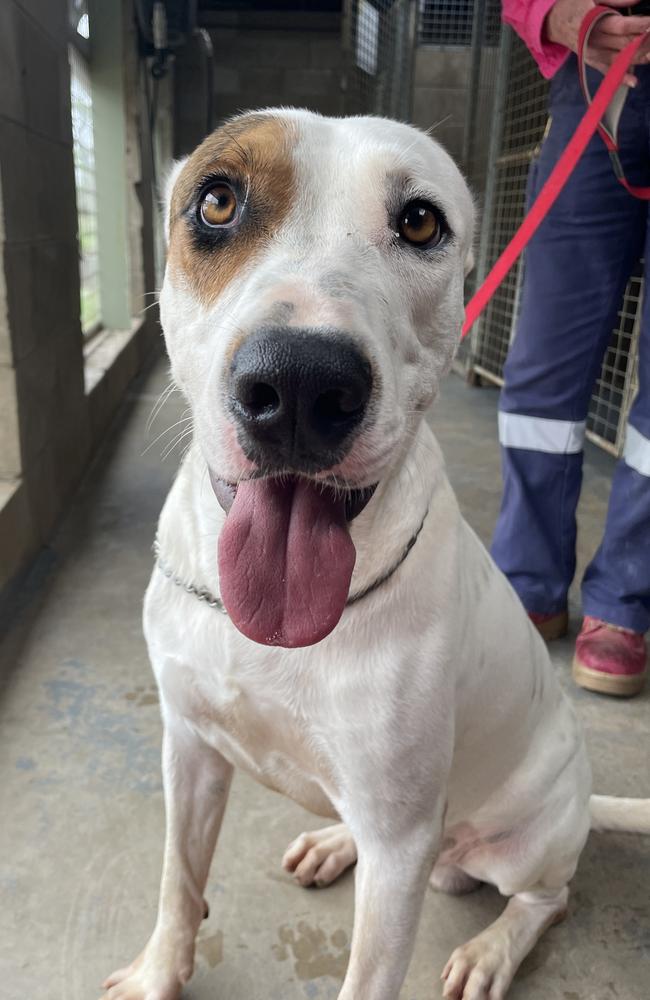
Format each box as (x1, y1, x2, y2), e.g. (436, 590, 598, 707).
(282, 823, 357, 887)
(429, 860, 482, 896)
(441, 886, 568, 1000)
(100, 717, 233, 1000)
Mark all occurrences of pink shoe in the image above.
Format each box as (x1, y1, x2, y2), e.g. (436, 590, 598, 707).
(528, 609, 569, 642)
(573, 616, 647, 696)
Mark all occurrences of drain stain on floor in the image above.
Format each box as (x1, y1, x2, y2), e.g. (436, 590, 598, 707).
(124, 685, 159, 707)
(196, 930, 224, 968)
(272, 921, 349, 980)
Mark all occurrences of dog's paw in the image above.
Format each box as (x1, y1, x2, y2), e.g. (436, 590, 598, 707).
(441, 937, 513, 1000)
(100, 945, 192, 1000)
(282, 823, 357, 887)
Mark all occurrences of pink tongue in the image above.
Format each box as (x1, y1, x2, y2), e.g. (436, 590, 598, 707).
(218, 478, 356, 648)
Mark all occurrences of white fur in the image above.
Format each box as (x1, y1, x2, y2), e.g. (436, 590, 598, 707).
(100, 111, 647, 1000)
(161, 157, 187, 243)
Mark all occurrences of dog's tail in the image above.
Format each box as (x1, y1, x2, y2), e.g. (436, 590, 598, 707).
(590, 795, 650, 834)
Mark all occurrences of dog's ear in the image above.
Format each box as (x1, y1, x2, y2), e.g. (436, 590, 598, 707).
(162, 157, 188, 244)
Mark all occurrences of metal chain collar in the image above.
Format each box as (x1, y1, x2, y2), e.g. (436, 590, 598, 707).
(153, 507, 428, 616)
(153, 540, 227, 614)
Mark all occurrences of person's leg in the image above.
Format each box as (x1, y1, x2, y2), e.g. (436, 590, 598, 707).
(576, 219, 650, 695)
(491, 60, 647, 620)
(581, 328, 650, 635)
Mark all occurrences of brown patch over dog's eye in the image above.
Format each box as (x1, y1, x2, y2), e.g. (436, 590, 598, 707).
(398, 201, 442, 247)
(168, 114, 296, 304)
(200, 183, 238, 227)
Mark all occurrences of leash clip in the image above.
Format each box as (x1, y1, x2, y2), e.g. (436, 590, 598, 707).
(608, 148, 625, 182)
(578, 5, 650, 199)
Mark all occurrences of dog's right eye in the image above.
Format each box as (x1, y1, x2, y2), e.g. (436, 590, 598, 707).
(199, 183, 238, 228)
(398, 200, 444, 248)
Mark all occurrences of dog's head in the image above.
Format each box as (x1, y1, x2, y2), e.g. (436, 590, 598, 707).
(161, 109, 474, 649)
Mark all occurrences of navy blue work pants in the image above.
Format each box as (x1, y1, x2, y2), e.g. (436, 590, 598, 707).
(491, 58, 650, 633)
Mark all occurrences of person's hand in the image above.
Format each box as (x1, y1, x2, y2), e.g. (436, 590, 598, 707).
(545, 0, 650, 86)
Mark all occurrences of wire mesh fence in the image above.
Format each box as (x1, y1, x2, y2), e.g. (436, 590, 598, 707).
(589, 269, 642, 452)
(468, 28, 549, 378)
(342, 0, 418, 119)
(428, 0, 504, 369)
(418, 0, 500, 48)
(418, 0, 474, 45)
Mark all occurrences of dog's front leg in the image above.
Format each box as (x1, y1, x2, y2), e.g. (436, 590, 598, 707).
(101, 716, 232, 1000)
(337, 805, 444, 1000)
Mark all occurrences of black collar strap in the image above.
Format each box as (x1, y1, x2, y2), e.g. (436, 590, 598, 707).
(153, 507, 429, 617)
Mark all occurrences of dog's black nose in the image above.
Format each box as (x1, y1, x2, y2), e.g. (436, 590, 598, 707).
(229, 328, 372, 471)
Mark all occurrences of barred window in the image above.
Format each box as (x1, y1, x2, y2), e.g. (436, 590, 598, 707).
(69, 4, 101, 336)
(356, 0, 380, 75)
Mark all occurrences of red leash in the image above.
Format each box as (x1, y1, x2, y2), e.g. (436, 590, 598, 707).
(462, 6, 650, 338)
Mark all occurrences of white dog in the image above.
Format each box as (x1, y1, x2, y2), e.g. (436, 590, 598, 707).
(101, 109, 649, 1000)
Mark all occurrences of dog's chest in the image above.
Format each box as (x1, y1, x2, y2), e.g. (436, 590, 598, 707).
(179, 662, 339, 818)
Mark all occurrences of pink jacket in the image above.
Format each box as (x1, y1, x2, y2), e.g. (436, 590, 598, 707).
(502, 0, 570, 78)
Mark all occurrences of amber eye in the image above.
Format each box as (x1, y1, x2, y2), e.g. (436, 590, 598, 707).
(398, 200, 443, 247)
(199, 183, 238, 228)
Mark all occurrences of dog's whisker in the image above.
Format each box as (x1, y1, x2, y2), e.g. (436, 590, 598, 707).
(159, 423, 193, 454)
(178, 439, 195, 464)
(199, 462, 212, 502)
(140, 299, 160, 316)
(425, 116, 452, 136)
(150, 406, 192, 437)
(160, 425, 194, 461)
(160, 435, 193, 464)
(146, 379, 179, 432)
(142, 413, 192, 457)
(153, 416, 192, 449)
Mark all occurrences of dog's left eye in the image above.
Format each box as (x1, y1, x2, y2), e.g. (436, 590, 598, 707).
(199, 183, 238, 228)
(398, 201, 443, 248)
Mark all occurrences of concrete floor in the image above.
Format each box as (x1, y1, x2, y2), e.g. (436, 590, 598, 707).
(1, 355, 649, 1000)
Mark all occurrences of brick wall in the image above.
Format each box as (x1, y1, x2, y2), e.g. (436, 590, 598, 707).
(174, 9, 343, 157)
(412, 45, 495, 181)
(412, 47, 471, 166)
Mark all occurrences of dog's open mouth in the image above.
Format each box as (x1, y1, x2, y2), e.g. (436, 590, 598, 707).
(211, 472, 376, 649)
